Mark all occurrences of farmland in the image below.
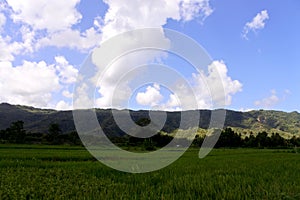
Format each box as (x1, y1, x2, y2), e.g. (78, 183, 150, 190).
(1, 145, 300, 199)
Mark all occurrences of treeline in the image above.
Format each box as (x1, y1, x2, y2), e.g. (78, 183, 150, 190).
(115, 128, 300, 150)
(0, 121, 81, 145)
(1, 121, 300, 149)
(193, 128, 300, 148)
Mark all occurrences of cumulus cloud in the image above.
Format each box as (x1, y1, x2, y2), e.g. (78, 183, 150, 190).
(242, 10, 269, 39)
(0, 0, 242, 111)
(73, 82, 94, 109)
(55, 56, 78, 84)
(0, 25, 36, 61)
(156, 94, 181, 111)
(55, 100, 72, 110)
(134, 85, 182, 111)
(0, 56, 77, 108)
(100, 0, 213, 41)
(0, 60, 59, 107)
(133, 60, 242, 111)
(206, 60, 243, 106)
(88, 0, 240, 110)
(100, 0, 179, 41)
(0, 22, 39, 62)
(6, 0, 82, 32)
(136, 84, 163, 107)
(95, 83, 132, 109)
(183, 60, 242, 109)
(87, 0, 215, 110)
(2, 0, 102, 55)
(165, 94, 181, 108)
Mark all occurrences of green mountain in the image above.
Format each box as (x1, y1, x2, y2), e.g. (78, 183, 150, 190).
(0, 103, 299, 138)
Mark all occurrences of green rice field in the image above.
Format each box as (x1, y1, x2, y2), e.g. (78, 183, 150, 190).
(0, 145, 300, 199)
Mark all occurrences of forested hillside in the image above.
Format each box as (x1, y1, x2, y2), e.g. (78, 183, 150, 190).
(0, 103, 299, 137)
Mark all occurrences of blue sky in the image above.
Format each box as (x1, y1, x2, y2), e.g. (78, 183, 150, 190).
(0, 0, 299, 112)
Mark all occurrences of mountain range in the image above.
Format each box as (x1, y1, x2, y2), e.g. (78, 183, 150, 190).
(0, 103, 299, 138)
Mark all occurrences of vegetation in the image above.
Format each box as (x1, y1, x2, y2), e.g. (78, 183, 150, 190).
(0, 145, 300, 199)
(1, 103, 300, 137)
(0, 121, 81, 145)
(2, 120, 300, 150)
(1, 104, 300, 199)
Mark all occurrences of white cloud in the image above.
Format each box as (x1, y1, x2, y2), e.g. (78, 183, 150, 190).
(165, 94, 181, 108)
(62, 90, 73, 98)
(242, 10, 269, 39)
(136, 84, 163, 107)
(93, 16, 104, 30)
(2, 1, 102, 54)
(92, 48, 168, 109)
(55, 100, 72, 110)
(100, 0, 213, 41)
(0, 60, 60, 108)
(207, 60, 243, 105)
(55, 56, 78, 84)
(91, 58, 242, 110)
(239, 108, 255, 112)
(73, 82, 94, 109)
(6, 0, 82, 32)
(0, 21, 40, 62)
(254, 89, 291, 109)
(2, 0, 240, 111)
(37, 27, 102, 51)
(180, 0, 213, 22)
(0, 12, 6, 31)
(0, 56, 78, 108)
(88, 0, 214, 110)
(133, 60, 242, 110)
(191, 60, 242, 108)
(0, 36, 15, 61)
(19, 26, 35, 53)
(95, 83, 132, 109)
(0, 25, 36, 62)
(157, 94, 182, 111)
(254, 90, 279, 108)
(101, 0, 180, 41)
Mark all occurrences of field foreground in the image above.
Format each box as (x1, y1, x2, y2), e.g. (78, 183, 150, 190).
(0, 145, 300, 199)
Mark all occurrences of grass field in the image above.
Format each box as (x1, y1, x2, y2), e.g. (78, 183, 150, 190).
(0, 145, 300, 199)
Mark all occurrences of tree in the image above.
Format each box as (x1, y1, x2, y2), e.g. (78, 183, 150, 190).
(256, 132, 270, 148)
(143, 138, 155, 151)
(7, 121, 26, 143)
(244, 135, 257, 147)
(192, 135, 204, 147)
(216, 128, 242, 148)
(0, 130, 5, 141)
(290, 136, 300, 147)
(47, 123, 62, 144)
(270, 133, 285, 147)
(152, 132, 173, 147)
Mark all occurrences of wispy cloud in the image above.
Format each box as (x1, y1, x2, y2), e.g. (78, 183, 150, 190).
(254, 89, 279, 108)
(242, 10, 269, 40)
(254, 89, 291, 109)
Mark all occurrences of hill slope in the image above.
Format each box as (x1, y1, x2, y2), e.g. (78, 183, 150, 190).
(0, 103, 299, 137)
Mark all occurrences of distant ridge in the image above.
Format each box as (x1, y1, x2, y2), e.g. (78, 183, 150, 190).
(0, 103, 299, 138)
